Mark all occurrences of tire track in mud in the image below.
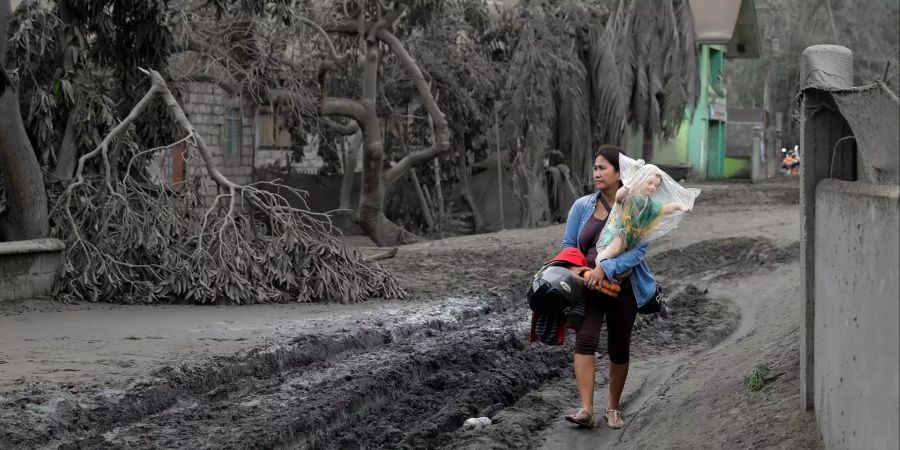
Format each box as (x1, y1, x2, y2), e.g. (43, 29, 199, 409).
(0, 236, 797, 449)
(1, 301, 500, 449)
(66, 317, 570, 449)
(648, 236, 799, 281)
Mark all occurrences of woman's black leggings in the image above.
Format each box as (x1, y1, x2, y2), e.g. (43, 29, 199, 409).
(574, 278, 638, 364)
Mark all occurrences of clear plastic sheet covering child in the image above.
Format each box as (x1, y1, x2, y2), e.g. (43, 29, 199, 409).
(595, 154, 701, 267)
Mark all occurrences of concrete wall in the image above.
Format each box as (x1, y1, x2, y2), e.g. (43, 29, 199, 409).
(813, 180, 900, 450)
(146, 83, 255, 207)
(726, 110, 781, 182)
(723, 156, 750, 177)
(0, 239, 65, 302)
(146, 83, 355, 207)
(799, 98, 858, 405)
(799, 46, 900, 450)
(726, 122, 755, 158)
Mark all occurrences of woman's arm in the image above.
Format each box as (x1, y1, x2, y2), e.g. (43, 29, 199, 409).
(598, 242, 648, 280)
(560, 199, 583, 250)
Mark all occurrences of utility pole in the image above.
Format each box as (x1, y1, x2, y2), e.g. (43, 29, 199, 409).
(757, 5, 773, 114)
(494, 102, 504, 230)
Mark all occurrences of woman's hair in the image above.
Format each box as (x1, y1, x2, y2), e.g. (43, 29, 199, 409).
(593, 145, 625, 173)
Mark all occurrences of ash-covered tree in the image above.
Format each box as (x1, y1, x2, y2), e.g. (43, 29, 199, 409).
(620, 0, 698, 163)
(1, 0, 175, 242)
(485, 0, 697, 223)
(177, 0, 472, 246)
(0, 0, 48, 241)
(0, 0, 404, 304)
(378, 0, 501, 235)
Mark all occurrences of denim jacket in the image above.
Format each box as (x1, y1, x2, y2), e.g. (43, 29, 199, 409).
(561, 192, 657, 307)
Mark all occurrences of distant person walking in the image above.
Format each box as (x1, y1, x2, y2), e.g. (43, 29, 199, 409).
(781, 146, 800, 175)
(545, 149, 579, 223)
(558, 145, 659, 429)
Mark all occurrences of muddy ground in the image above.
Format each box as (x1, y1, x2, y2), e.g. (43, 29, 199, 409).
(0, 180, 823, 449)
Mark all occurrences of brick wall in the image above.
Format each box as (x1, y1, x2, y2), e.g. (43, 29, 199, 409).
(181, 83, 255, 206)
(144, 83, 361, 204)
(143, 83, 255, 207)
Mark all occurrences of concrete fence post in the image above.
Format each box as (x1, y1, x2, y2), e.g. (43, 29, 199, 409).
(799, 45, 856, 411)
(751, 126, 764, 182)
(773, 112, 784, 176)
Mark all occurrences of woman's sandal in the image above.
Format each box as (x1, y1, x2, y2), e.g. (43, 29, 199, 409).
(604, 409, 624, 429)
(564, 408, 595, 428)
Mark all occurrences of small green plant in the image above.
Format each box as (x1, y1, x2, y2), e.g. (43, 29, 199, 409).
(744, 364, 771, 392)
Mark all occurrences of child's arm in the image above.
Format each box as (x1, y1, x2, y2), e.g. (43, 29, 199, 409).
(615, 186, 629, 203)
(595, 234, 625, 268)
(661, 202, 689, 214)
(599, 242, 648, 281)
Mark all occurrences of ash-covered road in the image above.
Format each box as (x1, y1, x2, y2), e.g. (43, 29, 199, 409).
(1, 182, 819, 449)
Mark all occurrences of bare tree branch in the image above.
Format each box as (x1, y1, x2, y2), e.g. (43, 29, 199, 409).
(322, 117, 361, 135)
(69, 83, 161, 191)
(367, 7, 403, 42)
(145, 69, 241, 192)
(324, 18, 379, 35)
(321, 96, 367, 123)
(298, 17, 349, 67)
(378, 29, 450, 185)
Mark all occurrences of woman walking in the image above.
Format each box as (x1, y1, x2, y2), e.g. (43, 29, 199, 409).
(560, 145, 658, 429)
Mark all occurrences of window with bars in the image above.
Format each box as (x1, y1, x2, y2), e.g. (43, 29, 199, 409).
(224, 108, 242, 163)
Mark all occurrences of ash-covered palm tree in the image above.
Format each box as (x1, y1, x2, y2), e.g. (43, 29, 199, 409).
(619, 0, 698, 163)
(497, 0, 698, 195)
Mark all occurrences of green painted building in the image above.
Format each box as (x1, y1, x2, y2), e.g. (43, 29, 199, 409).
(627, 0, 761, 181)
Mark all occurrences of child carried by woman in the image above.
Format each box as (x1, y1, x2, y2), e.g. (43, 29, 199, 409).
(594, 155, 701, 270)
